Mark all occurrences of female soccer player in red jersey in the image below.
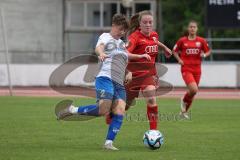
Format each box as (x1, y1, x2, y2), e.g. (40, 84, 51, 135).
(172, 20, 211, 119)
(125, 10, 171, 130)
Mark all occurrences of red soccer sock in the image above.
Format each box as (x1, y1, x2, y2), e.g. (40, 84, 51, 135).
(183, 93, 194, 111)
(147, 105, 158, 130)
(105, 113, 112, 125)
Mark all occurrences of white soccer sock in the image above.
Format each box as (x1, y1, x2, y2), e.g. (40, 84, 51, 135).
(69, 105, 78, 114)
(105, 140, 113, 145)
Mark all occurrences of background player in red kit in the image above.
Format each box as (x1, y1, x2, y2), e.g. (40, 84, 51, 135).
(173, 20, 211, 119)
(125, 10, 171, 130)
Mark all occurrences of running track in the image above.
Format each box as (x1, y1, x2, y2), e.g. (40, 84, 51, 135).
(0, 87, 239, 99)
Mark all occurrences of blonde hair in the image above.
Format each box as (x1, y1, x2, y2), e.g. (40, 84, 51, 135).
(128, 10, 153, 35)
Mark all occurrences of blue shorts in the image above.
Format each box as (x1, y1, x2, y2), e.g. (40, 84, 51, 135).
(95, 76, 126, 102)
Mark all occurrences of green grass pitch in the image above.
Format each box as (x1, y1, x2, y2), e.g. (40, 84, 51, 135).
(0, 96, 239, 160)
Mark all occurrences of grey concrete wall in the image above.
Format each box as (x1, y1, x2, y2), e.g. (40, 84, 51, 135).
(237, 64, 240, 88)
(0, 63, 238, 87)
(0, 0, 63, 63)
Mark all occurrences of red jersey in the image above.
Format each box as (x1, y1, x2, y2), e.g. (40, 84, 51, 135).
(173, 36, 210, 65)
(127, 29, 159, 77)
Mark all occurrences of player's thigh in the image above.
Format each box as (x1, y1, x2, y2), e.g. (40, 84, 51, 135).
(193, 74, 201, 86)
(182, 72, 199, 94)
(98, 99, 112, 115)
(95, 77, 114, 114)
(188, 74, 201, 94)
(141, 76, 157, 105)
(125, 81, 140, 108)
(182, 72, 196, 86)
(140, 75, 157, 91)
(95, 76, 114, 100)
(112, 82, 126, 114)
(113, 82, 126, 102)
(125, 81, 140, 100)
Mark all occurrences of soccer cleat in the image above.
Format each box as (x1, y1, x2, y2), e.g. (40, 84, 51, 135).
(55, 100, 97, 121)
(57, 106, 72, 120)
(179, 98, 190, 119)
(69, 105, 78, 114)
(55, 100, 74, 120)
(179, 111, 190, 120)
(59, 105, 78, 118)
(103, 142, 119, 151)
(180, 97, 187, 113)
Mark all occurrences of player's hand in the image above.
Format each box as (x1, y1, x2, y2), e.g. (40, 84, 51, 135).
(164, 48, 172, 58)
(98, 53, 109, 61)
(141, 54, 151, 61)
(178, 59, 184, 65)
(124, 71, 132, 85)
(200, 53, 206, 58)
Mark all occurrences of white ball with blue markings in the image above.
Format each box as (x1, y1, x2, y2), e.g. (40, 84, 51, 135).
(143, 130, 164, 150)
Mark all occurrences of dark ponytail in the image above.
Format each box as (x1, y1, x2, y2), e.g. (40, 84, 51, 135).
(128, 13, 140, 35)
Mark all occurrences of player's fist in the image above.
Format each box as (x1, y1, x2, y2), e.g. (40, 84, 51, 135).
(200, 53, 206, 58)
(164, 48, 172, 58)
(124, 71, 132, 84)
(178, 59, 184, 65)
(98, 53, 109, 61)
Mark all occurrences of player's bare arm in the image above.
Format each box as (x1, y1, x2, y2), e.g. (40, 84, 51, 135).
(158, 41, 172, 58)
(153, 37, 172, 58)
(95, 43, 109, 61)
(201, 50, 211, 58)
(172, 51, 184, 65)
(127, 52, 151, 61)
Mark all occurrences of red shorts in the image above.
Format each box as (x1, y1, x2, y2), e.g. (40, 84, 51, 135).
(125, 75, 157, 100)
(181, 65, 201, 85)
(182, 71, 201, 85)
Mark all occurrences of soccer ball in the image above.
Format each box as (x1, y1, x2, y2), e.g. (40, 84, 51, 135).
(143, 130, 164, 150)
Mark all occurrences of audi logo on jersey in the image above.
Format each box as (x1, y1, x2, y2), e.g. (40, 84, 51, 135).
(186, 48, 200, 55)
(145, 45, 158, 54)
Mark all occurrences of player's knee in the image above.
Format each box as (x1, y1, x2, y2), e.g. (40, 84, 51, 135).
(190, 87, 198, 95)
(113, 106, 125, 115)
(147, 97, 157, 106)
(125, 99, 136, 111)
(114, 108, 125, 115)
(98, 108, 109, 116)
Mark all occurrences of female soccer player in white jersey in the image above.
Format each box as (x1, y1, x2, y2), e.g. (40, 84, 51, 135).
(57, 14, 150, 150)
